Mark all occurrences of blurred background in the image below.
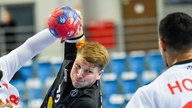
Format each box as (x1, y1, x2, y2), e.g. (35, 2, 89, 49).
(0, 0, 192, 108)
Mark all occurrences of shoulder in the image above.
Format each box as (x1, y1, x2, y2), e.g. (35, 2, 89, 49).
(126, 86, 154, 108)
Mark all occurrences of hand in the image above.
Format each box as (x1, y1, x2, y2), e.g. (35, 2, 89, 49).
(72, 9, 84, 38)
(60, 10, 83, 43)
(0, 99, 13, 108)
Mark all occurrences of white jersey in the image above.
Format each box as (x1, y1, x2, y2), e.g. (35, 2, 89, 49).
(126, 60, 192, 108)
(0, 29, 56, 106)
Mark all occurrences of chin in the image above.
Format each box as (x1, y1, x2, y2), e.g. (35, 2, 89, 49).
(72, 83, 81, 88)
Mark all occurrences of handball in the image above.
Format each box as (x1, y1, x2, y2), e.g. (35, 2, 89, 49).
(48, 6, 80, 40)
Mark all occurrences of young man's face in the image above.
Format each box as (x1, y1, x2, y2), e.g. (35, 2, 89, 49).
(70, 55, 103, 88)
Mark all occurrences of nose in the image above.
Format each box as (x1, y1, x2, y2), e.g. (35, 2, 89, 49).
(77, 69, 83, 78)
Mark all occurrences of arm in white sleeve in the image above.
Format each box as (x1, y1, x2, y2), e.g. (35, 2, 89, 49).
(0, 28, 57, 81)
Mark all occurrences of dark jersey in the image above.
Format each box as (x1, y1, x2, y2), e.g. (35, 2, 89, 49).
(41, 35, 102, 108)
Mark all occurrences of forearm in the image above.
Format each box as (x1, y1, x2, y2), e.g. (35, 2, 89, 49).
(17, 29, 56, 57)
(0, 28, 57, 81)
(64, 34, 85, 60)
(15, 28, 57, 68)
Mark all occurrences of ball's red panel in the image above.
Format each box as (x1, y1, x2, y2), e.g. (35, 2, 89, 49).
(47, 6, 80, 40)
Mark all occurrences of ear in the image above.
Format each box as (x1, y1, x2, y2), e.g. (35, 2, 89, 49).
(96, 70, 103, 80)
(159, 38, 166, 51)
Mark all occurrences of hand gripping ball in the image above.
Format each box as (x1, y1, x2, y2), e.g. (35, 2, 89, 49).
(48, 6, 80, 40)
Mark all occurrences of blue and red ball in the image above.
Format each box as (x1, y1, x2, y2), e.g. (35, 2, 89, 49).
(48, 6, 80, 40)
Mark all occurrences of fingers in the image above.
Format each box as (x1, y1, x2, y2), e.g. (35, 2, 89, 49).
(4, 99, 13, 108)
(70, 10, 84, 39)
(75, 9, 83, 27)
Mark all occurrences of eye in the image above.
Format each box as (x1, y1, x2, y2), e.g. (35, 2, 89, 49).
(75, 64, 81, 69)
(84, 69, 93, 74)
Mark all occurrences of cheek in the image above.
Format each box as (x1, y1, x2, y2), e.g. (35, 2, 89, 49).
(88, 73, 101, 81)
(70, 67, 76, 76)
(84, 74, 96, 81)
(88, 77, 97, 84)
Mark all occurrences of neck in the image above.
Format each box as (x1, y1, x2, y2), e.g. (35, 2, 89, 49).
(169, 49, 192, 66)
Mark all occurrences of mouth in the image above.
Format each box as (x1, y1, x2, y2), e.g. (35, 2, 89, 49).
(75, 79, 82, 83)
(74, 78, 84, 85)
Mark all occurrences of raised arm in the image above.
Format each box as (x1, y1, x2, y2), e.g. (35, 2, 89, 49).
(0, 28, 57, 81)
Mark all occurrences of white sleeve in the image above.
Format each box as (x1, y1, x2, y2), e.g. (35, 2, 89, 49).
(125, 88, 153, 108)
(0, 28, 57, 81)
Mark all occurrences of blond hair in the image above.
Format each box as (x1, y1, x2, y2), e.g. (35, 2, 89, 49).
(77, 42, 109, 71)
